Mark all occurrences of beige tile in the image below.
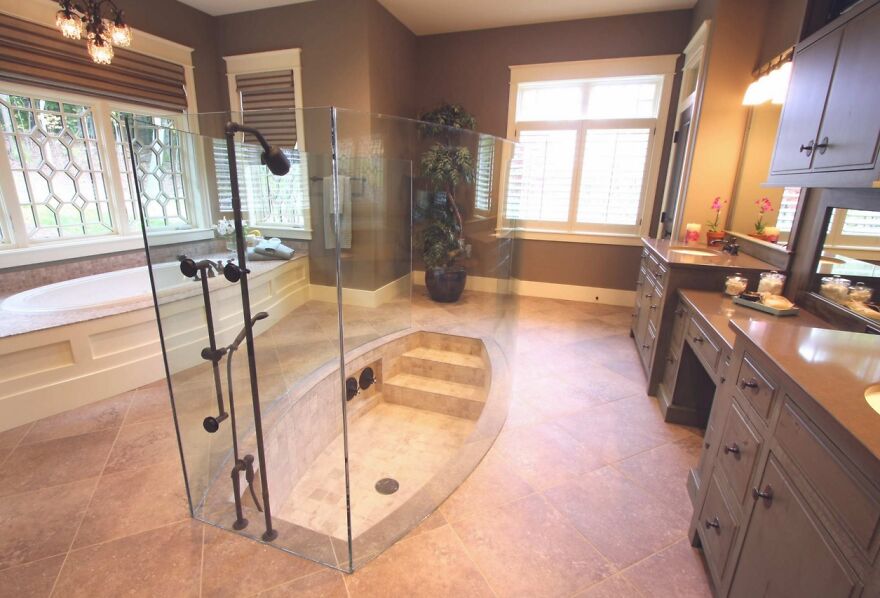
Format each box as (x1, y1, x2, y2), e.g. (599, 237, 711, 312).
(575, 574, 645, 597)
(345, 525, 493, 598)
(0, 554, 65, 597)
(0, 429, 116, 497)
(104, 417, 180, 474)
(260, 569, 348, 597)
(440, 451, 533, 523)
(623, 538, 712, 598)
(404, 510, 448, 540)
(21, 394, 131, 446)
(124, 382, 172, 425)
(74, 462, 190, 548)
(53, 521, 203, 598)
(0, 479, 96, 570)
(0, 422, 33, 450)
(451, 494, 615, 597)
(545, 466, 689, 568)
(201, 526, 324, 597)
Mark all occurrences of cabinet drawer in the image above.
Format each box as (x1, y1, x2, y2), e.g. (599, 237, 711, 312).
(718, 401, 763, 504)
(639, 322, 656, 365)
(687, 316, 721, 373)
(648, 282, 663, 331)
(671, 303, 687, 346)
(776, 398, 880, 553)
(735, 354, 777, 420)
(698, 472, 740, 582)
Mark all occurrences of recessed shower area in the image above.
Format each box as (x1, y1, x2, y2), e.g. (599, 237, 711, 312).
(130, 107, 518, 571)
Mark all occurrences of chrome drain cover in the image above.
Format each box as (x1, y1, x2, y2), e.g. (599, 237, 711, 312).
(375, 478, 399, 495)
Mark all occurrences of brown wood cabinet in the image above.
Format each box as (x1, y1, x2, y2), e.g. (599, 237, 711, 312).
(767, 0, 880, 187)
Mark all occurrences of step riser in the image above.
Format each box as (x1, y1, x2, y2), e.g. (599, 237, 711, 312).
(383, 384, 483, 420)
(398, 355, 486, 386)
(420, 333, 483, 356)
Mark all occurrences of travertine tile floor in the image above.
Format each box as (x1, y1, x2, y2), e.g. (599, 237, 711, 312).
(0, 290, 712, 597)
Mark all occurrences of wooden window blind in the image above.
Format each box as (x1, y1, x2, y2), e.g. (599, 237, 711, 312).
(0, 13, 187, 111)
(237, 70, 297, 148)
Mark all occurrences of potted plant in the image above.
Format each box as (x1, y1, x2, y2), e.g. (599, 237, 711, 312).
(706, 196, 727, 245)
(749, 197, 774, 242)
(417, 103, 476, 303)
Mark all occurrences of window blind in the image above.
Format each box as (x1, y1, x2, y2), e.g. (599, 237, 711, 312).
(237, 70, 297, 149)
(0, 14, 187, 111)
(474, 136, 495, 212)
(506, 129, 576, 222)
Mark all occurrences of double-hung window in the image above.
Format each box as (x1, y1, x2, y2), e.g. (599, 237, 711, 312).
(505, 56, 676, 241)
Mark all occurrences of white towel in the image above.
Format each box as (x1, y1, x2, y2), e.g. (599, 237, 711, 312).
(323, 175, 352, 250)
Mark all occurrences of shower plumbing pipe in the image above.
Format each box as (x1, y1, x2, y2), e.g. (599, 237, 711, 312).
(223, 121, 288, 542)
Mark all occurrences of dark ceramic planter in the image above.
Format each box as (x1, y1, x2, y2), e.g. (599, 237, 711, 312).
(425, 266, 467, 303)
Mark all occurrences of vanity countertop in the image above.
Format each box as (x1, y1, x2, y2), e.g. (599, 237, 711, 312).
(643, 238, 777, 271)
(679, 290, 830, 350)
(730, 319, 880, 462)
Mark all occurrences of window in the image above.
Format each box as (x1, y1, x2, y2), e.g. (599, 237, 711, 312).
(774, 187, 801, 233)
(505, 57, 675, 240)
(826, 208, 880, 248)
(474, 135, 495, 213)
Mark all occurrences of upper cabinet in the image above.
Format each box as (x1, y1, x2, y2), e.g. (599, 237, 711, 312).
(768, 0, 880, 187)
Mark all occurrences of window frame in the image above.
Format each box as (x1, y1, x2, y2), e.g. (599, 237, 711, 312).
(501, 55, 678, 245)
(0, 81, 212, 267)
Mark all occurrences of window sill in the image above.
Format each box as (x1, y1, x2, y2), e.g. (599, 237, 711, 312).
(498, 228, 645, 246)
(256, 226, 312, 241)
(0, 228, 214, 269)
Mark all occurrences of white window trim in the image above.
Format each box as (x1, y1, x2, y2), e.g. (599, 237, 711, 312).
(0, 81, 212, 268)
(223, 49, 311, 240)
(499, 55, 678, 244)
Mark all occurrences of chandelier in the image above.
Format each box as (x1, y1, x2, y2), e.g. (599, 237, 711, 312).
(55, 1, 132, 65)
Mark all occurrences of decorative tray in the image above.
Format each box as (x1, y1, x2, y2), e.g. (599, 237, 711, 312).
(733, 295, 800, 317)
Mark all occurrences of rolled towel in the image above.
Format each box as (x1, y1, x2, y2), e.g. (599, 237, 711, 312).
(253, 237, 295, 260)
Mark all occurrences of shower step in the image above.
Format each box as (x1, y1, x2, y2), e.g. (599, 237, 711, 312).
(383, 373, 484, 420)
(420, 332, 483, 356)
(399, 347, 486, 386)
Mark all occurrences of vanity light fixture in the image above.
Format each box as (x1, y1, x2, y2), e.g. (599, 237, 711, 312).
(742, 48, 793, 106)
(55, 1, 132, 65)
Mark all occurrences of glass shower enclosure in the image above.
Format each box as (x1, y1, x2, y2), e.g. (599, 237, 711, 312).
(125, 107, 519, 571)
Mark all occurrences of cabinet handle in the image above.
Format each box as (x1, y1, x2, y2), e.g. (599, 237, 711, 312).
(645, 293, 653, 299)
(650, 305, 658, 310)
(693, 336, 704, 343)
(799, 140, 815, 156)
(752, 485, 774, 503)
(642, 344, 651, 349)
(704, 517, 720, 530)
(667, 356, 676, 363)
(739, 378, 759, 391)
(723, 443, 740, 455)
(815, 136, 829, 155)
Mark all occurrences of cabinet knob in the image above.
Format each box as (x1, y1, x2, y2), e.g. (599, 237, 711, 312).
(752, 485, 774, 503)
(739, 378, 759, 391)
(642, 344, 650, 349)
(667, 356, 676, 363)
(645, 293, 653, 299)
(650, 305, 658, 310)
(723, 443, 740, 455)
(675, 308, 685, 317)
(799, 140, 815, 156)
(693, 336, 704, 343)
(704, 517, 721, 530)
(815, 136, 829, 155)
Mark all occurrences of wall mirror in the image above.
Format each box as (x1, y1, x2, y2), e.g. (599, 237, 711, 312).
(812, 207, 880, 323)
(727, 103, 803, 248)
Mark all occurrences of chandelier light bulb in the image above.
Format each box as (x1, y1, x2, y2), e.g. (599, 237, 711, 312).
(110, 21, 132, 47)
(55, 9, 82, 40)
(87, 36, 114, 65)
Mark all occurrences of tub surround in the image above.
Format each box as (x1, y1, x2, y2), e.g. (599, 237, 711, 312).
(689, 319, 880, 596)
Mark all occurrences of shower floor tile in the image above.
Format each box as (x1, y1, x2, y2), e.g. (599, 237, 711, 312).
(277, 401, 475, 540)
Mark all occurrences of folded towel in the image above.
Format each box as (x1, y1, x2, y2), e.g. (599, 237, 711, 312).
(323, 175, 352, 250)
(249, 238, 295, 261)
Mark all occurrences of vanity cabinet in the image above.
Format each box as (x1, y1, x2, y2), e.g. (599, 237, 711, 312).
(767, 0, 880, 187)
(689, 323, 880, 597)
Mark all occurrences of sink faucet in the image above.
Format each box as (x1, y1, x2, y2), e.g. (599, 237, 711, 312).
(721, 237, 739, 256)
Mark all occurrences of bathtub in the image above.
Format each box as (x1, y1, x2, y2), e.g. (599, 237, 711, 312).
(0, 256, 311, 431)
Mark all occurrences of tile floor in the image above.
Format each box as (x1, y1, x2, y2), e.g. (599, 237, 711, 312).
(0, 290, 713, 597)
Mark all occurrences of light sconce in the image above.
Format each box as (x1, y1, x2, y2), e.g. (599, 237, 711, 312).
(55, 1, 132, 65)
(743, 49, 793, 106)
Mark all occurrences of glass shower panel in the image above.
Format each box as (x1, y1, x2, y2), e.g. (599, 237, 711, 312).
(125, 110, 353, 570)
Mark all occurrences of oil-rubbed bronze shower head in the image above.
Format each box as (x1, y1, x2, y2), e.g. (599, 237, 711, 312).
(225, 122, 290, 176)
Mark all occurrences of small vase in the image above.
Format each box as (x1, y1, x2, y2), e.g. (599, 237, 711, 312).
(706, 230, 725, 245)
(225, 238, 237, 252)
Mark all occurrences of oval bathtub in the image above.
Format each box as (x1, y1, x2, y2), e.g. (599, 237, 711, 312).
(0, 256, 310, 431)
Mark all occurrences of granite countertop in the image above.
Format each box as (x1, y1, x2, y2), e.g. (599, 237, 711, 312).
(730, 319, 880, 462)
(0, 253, 306, 339)
(643, 238, 777, 271)
(679, 289, 830, 350)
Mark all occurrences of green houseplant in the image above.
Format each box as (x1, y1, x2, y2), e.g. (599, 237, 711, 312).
(417, 103, 476, 303)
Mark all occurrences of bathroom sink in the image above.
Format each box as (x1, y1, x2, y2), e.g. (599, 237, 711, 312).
(669, 247, 718, 257)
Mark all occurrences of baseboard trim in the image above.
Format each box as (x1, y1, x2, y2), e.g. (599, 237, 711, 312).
(309, 274, 411, 308)
(412, 270, 635, 307)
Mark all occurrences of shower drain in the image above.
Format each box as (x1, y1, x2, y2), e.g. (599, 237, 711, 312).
(375, 478, 399, 495)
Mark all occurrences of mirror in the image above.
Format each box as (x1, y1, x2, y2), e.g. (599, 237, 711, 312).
(727, 103, 802, 247)
(812, 207, 880, 323)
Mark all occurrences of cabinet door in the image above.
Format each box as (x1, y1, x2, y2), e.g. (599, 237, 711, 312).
(729, 455, 857, 598)
(769, 28, 841, 174)
(812, 3, 880, 171)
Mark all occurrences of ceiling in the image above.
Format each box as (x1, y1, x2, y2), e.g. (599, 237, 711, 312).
(177, 0, 697, 33)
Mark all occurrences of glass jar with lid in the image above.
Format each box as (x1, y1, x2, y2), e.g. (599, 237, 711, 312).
(724, 273, 748, 296)
(848, 282, 873, 304)
(757, 271, 786, 295)
(820, 275, 851, 303)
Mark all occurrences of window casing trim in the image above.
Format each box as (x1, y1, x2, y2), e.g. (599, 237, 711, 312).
(501, 55, 677, 243)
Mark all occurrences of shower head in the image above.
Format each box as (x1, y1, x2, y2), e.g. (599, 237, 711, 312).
(226, 122, 290, 176)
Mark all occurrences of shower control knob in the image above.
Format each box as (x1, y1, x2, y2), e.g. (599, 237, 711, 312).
(223, 261, 250, 283)
(203, 413, 228, 433)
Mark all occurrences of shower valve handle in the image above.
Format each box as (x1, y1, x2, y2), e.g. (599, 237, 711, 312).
(223, 261, 250, 283)
(203, 413, 228, 433)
